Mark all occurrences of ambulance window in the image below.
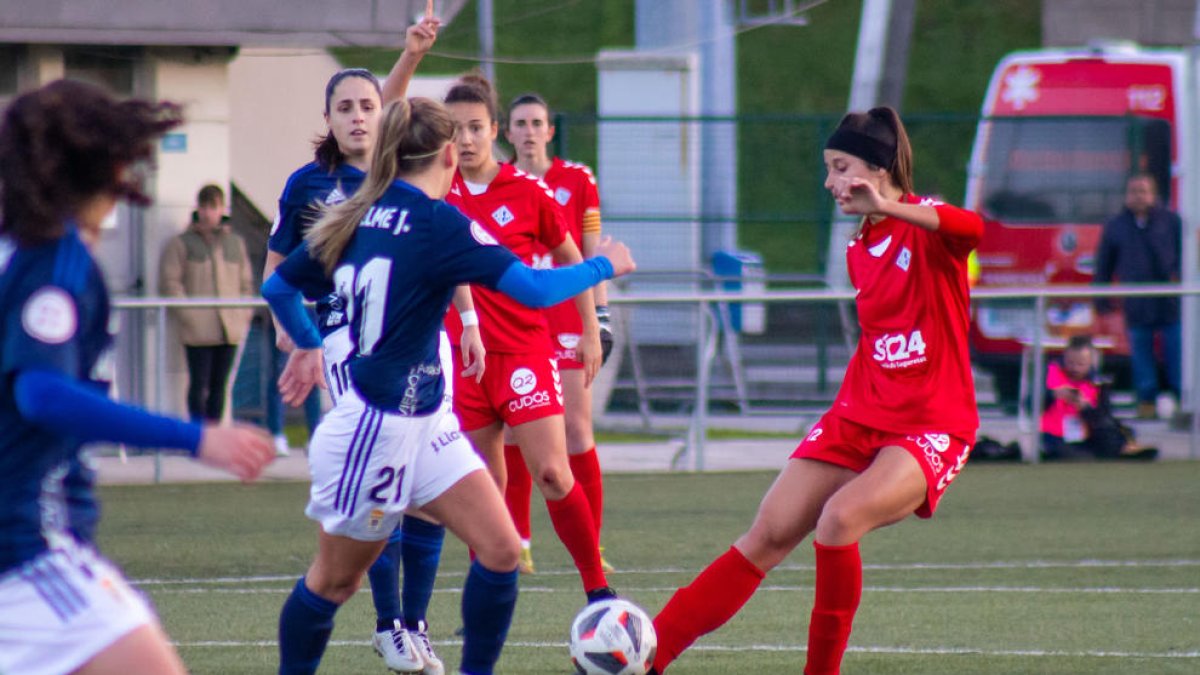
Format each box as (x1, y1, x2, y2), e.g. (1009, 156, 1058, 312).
(1135, 118, 1171, 206)
(979, 116, 1169, 225)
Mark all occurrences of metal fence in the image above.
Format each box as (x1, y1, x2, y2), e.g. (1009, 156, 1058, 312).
(109, 283, 1200, 481)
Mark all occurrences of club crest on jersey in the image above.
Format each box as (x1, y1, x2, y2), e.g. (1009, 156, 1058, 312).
(510, 367, 537, 395)
(470, 221, 499, 246)
(492, 205, 515, 227)
(23, 287, 77, 345)
(554, 187, 572, 206)
(896, 246, 912, 271)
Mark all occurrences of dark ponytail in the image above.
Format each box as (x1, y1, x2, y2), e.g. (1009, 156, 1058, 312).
(824, 105, 914, 195)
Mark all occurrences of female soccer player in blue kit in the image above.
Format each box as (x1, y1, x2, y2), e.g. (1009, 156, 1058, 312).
(261, 11, 478, 672)
(0, 80, 275, 675)
(265, 96, 634, 675)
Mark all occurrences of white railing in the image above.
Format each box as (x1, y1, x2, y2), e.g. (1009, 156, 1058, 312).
(114, 283, 1200, 479)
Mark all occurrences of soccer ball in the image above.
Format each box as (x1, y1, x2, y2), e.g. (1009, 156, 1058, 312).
(569, 598, 657, 675)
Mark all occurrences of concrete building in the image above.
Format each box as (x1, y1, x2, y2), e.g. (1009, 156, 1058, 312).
(0, 0, 465, 417)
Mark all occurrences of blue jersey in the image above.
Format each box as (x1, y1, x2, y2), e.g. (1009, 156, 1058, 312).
(276, 180, 518, 414)
(0, 230, 113, 572)
(270, 162, 366, 335)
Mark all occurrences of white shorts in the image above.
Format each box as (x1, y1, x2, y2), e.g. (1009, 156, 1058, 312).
(323, 328, 454, 413)
(0, 539, 157, 675)
(305, 383, 483, 541)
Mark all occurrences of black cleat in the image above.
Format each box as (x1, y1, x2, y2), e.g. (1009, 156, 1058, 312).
(586, 586, 618, 604)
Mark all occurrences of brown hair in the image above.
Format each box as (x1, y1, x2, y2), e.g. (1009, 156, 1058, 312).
(306, 97, 456, 275)
(825, 106, 914, 194)
(314, 68, 383, 170)
(507, 92, 551, 124)
(444, 72, 499, 124)
(0, 79, 183, 247)
(197, 183, 225, 207)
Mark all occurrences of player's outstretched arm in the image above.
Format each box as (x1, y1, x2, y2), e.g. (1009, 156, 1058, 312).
(381, 0, 441, 105)
(13, 369, 274, 481)
(196, 424, 275, 482)
(494, 238, 635, 308)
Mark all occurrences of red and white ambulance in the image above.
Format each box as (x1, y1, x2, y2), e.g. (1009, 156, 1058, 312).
(964, 42, 1188, 405)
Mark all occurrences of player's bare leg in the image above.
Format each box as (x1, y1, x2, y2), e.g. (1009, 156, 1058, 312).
(75, 624, 186, 675)
(466, 422, 507, 492)
(511, 415, 609, 597)
(560, 368, 611, 570)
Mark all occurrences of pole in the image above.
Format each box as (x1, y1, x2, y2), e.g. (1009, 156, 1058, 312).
(476, 0, 495, 84)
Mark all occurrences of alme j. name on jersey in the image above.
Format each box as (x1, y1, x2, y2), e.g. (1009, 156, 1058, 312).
(275, 179, 519, 415)
(270, 162, 366, 335)
(0, 229, 112, 571)
(834, 195, 982, 437)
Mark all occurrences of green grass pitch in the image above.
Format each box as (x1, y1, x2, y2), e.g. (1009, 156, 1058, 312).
(96, 462, 1200, 674)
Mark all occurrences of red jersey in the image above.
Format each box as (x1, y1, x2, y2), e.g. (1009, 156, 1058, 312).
(444, 163, 569, 354)
(832, 194, 982, 437)
(531, 158, 602, 343)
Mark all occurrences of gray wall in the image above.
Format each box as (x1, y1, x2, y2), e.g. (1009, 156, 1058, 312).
(1044, 0, 1196, 46)
(0, 0, 466, 47)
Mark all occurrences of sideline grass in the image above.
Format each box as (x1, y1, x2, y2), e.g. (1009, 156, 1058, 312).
(97, 462, 1200, 674)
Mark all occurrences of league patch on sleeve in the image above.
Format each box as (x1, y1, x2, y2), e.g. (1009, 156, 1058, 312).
(470, 221, 499, 246)
(22, 287, 77, 345)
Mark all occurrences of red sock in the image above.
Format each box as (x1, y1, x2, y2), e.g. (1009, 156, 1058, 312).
(545, 482, 606, 592)
(805, 542, 862, 675)
(503, 444, 533, 541)
(568, 449, 604, 536)
(652, 547, 765, 672)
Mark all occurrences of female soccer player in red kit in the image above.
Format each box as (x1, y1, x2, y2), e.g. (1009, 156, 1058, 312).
(647, 107, 982, 675)
(501, 93, 612, 575)
(441, 75, 614, 602)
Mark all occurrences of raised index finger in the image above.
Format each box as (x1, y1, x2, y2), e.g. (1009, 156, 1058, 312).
(426, 0, 434, 19)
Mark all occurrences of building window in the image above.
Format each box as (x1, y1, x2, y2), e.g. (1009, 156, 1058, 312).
(64, 46, 139, 96)
(0, 46, 18, 97)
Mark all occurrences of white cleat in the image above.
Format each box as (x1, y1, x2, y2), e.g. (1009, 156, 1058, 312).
(410, 621, 445, 675)
(373, 620, 423, 673)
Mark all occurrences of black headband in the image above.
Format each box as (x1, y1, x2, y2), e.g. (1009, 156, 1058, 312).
(824, 127, 895, 169)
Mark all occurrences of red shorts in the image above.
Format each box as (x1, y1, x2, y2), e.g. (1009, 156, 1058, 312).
(545, 302, 584, 370)
(791, 412, 974, 518)
(452, 349, 564, 431)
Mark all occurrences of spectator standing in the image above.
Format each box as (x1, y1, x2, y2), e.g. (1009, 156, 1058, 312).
(1094, 173, 1181, 419)
(159, 184, 254, 422)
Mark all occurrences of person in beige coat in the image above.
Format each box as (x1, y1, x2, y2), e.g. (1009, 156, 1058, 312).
(159, 184, 254, 421)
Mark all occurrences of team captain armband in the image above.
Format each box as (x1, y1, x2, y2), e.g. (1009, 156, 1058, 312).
(933, 203, 984, 240)
(582, 209, 602, 235)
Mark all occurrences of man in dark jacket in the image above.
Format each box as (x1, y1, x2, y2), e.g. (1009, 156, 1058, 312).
(1094, 173, 1181, 419)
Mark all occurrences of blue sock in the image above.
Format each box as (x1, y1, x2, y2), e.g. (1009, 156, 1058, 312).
(278, 577, 339, 675)
(401, 515, 445, 630)
(369, 526, 404, 631)
(460, 560, 519, 675)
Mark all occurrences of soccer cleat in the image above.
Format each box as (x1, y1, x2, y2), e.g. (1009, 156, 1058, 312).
(373, 620, 423, 673)
(598, 545, 615, 574)
(586, 585, 618, 604)
(410, 621, 445, 675)
(518, 546, 535, 574)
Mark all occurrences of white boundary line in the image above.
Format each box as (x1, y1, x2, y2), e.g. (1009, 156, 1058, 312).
(148, 584, 1200, 595)
(173, 639, 1200, 659)
(130, 558, 1200, 586)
